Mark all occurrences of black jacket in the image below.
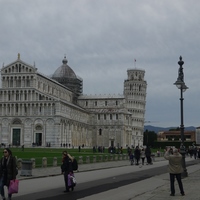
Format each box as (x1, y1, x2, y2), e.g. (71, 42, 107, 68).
(61, 155, 73, 173)
(0, 156, 17, 186)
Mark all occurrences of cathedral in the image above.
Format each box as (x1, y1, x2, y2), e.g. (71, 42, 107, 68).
(0, 54, 147, 148)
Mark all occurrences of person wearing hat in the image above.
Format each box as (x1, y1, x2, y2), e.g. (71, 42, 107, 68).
(164, 147, 185, 196)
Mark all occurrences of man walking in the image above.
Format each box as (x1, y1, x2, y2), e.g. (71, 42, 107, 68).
(164, 148, 185, 196)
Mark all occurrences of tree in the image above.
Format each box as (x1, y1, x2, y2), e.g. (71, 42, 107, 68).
(169, 127, 180, 131)
(143, 130, 157, 147)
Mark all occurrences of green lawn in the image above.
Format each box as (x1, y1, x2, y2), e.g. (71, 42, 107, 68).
(5, 147, 161, 168)
(9, 147, 112, 167)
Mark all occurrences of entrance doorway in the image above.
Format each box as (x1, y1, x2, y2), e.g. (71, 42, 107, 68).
(12, 128, 21, 146)
(110, 140, 114, 147)
(35, 133, 42, 146)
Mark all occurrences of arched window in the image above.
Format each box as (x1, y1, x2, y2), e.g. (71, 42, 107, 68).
(35, 124, 43, 130)
(12, 119, 22, 124)
(99, 128, 102, 136)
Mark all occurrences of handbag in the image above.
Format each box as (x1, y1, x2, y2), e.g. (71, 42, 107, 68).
(71, 176, 76, 186)
(8, 180, 19, 194)
(68, 174, 76, 187)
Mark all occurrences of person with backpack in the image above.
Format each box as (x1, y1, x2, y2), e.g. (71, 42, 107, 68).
(0, 148, 17, 200)
(61, 151, 74, 193)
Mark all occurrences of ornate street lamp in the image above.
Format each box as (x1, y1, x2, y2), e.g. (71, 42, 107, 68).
(174, 56, 188, 177)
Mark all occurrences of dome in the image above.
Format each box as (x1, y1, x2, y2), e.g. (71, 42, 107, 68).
(52, 56, 77, 79)
(52, 56, 83, 95)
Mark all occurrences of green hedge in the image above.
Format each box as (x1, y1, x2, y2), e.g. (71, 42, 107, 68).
(152, 141, 194, 149)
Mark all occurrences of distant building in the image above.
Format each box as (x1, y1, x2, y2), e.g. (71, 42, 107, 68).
(195, 127, 200, 144)
(157, 130, 195, 142)
(0, 54, 147, 148)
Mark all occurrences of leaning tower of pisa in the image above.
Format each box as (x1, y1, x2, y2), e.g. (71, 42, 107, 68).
(124, 68, 147, 147)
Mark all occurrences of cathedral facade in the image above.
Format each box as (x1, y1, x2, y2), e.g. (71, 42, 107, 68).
(0, 54, 147, 148)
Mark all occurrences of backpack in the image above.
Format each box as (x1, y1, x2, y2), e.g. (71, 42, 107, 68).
(72, 158, 78, 171)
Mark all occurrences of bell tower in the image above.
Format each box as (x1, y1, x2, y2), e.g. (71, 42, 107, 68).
(124, 68, 147, 147)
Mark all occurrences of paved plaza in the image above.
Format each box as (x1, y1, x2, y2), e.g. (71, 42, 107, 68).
(16, 156, 200, 200)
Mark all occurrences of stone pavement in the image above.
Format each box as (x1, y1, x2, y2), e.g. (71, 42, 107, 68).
(131, 163, 200, 200)
(17, 156, 165, 180)
(17, 156, 200, 200)
(17, 159, 135, 180)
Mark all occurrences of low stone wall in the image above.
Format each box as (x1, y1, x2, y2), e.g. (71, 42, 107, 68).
(17, 154, 159, 169)
(17, 153, 130, 169)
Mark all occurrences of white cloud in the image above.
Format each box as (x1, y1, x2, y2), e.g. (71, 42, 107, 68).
(1, 0, 200, 127)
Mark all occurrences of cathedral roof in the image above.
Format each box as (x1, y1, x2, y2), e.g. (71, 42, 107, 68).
(52, 56, 77, 79)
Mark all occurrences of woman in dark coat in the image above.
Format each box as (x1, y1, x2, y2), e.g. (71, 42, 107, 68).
(0, 148, 17, 200)
(61, 151, 73, 192)
(134, 146, 141, 165)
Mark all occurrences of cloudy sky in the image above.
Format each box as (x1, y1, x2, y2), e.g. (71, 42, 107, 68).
(0, 0, 200, 128)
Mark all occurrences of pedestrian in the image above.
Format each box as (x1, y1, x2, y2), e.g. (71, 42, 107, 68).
(145, 146, 152, 165)
(61, 151, 74, 193)
(129, 151, 134, 165)
(134, 146, 141, 165)
(193, 147, 197, 159)
(140, 148, 145, 165)
(189, 147, 193, 158)
(0, 148, 17, 200)
(157, 150, 160, 157)
(21, 145, 24, 151)
(164, 148, 185, 196)
(198, 148, 200, 159)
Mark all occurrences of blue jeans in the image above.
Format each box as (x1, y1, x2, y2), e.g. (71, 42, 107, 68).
(0, 176, 12, 199)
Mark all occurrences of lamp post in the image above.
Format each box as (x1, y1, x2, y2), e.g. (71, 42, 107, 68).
(174, 56, 188, 178)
